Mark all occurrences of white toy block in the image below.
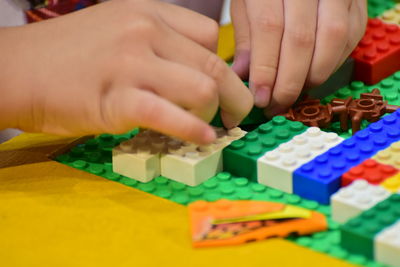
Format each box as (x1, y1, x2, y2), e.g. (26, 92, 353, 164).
(375, 220, 400, 267)
(112, 130, 171, 182)
(161, 127, 246, 186)
(257, 127, 344, 193)
(331, 180, 390, 223)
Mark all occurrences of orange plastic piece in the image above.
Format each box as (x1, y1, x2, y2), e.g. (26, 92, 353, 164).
(188, 199, 328, 248)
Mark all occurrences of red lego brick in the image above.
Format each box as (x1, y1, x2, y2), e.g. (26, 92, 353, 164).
(341, 158, 399, 187)
(351, 18, 400, 85)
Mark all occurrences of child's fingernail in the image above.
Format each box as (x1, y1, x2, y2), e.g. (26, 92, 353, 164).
(221, 111, 239, 129)
(203, 127, 217, 144)
(254, 86, 271, 108)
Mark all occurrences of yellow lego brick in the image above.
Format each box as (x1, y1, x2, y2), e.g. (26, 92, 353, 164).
(373, 141, 400, 169)
(380, 173, 400, 193)
(380, 4, 400, 25)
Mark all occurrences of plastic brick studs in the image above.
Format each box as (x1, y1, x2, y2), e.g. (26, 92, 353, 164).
(223, 116, 307, 181)
(351, 19, 400, 85)
(113, 128, 246, 186)
(293, 110, 400, 204)
(380, 4, 400, 26)
(374, 140, 400, 169)
(341, 158, 399, 186)
(160, 127, 246, 186)
(258, 127, 343, 193)
(340, 194, 400, 259)
(375, 219, 400, 267)
(331, 180, 390, 223)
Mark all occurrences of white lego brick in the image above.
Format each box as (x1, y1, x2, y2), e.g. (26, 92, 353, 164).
(257, 127, 344, 193)
(375, 220, 400, 267)
(161, 127, 246, 186)
(112, 130, 171, 182)
(331, 180, 390, 223)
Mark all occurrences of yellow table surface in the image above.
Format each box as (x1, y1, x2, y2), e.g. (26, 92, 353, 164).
(0, 133, 356, 267)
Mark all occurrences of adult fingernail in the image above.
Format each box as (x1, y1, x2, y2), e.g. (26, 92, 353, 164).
(254, 86, 271, 108)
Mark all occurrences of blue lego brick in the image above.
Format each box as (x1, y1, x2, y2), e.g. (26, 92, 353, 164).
(293, 110, 400, 204)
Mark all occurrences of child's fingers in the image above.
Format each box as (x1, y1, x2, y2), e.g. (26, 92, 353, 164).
(305, 0, 350, 89)
(334, 0, 368, 71)
(231, 0, 251, 80)
(139, 55, 219, 123)
(156, 1, 219, 52)
(266, 0, 318, 116)
(245, 0, 284, 108)
(105, 88, 216, 145)
(154, 26, 253, 129)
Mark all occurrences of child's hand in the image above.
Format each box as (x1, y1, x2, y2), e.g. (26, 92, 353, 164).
(231, 0, 368, 115)
(0, 0, 253, 144)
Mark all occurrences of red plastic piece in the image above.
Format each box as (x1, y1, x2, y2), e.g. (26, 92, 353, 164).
(351, 18, 400, 85)
(341, 159, 399, 187)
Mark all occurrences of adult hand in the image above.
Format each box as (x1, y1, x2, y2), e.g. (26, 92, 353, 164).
(231, 0, 367, 115)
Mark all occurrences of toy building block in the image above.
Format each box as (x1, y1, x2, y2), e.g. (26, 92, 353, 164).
(351, 18, 400, 85)
(112, 130, 167, 182)
(373, 140, 400, 169)
(189, 199, 327, 248)
(368, 0, 396, 18)
(283, 89, 399, 135)
(257, 127, 344, 193)
(293, 109, 400, 204)
(308, 57, 355, 99)
(331, 180, 390, 223)
(223, 116, 307, 181)
(380, 173, 400, 192)
(341, 158, 399, 186)
(161, 127, 246, 186)
(341, 194, 400, 259)
(375, 219, 400, 267)
(380, 4, 400, 25)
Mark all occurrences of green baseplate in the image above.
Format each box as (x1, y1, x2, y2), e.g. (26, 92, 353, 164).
(56, 71, 400, 267)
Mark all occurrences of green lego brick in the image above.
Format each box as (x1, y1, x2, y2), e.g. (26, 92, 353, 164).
(340, 194, 400, 259)
(222, 116, 307, 181)
(368, 0, 396, 18)
(308, 58, 354, 100)
(211, 81, 268, 127)
(368, 71, 400, 106)
(211, 106, 267, 127)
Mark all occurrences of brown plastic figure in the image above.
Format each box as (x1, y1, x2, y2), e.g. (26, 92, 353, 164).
(281, 89, 400, 135)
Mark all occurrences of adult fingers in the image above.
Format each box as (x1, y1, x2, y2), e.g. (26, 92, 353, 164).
(153, 25, 253, 129)
(246, 0, 284, 107)
(231, 0, 251, 79)
(266, 0, 318, 116)
(102, 87, 217, 145)
(305, 0, 350, 89)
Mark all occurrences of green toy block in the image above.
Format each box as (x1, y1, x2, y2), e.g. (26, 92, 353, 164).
(308, 58, 354, 100)
(368, 0, 396, 18)
(340, 194, 400, 259)
(211, 106, 267, 127)
(222, 116, 307, 181)
(211, 81, 268, 127)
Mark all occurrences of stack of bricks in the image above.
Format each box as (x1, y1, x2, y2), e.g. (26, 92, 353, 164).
(113, 127, 246, 186)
